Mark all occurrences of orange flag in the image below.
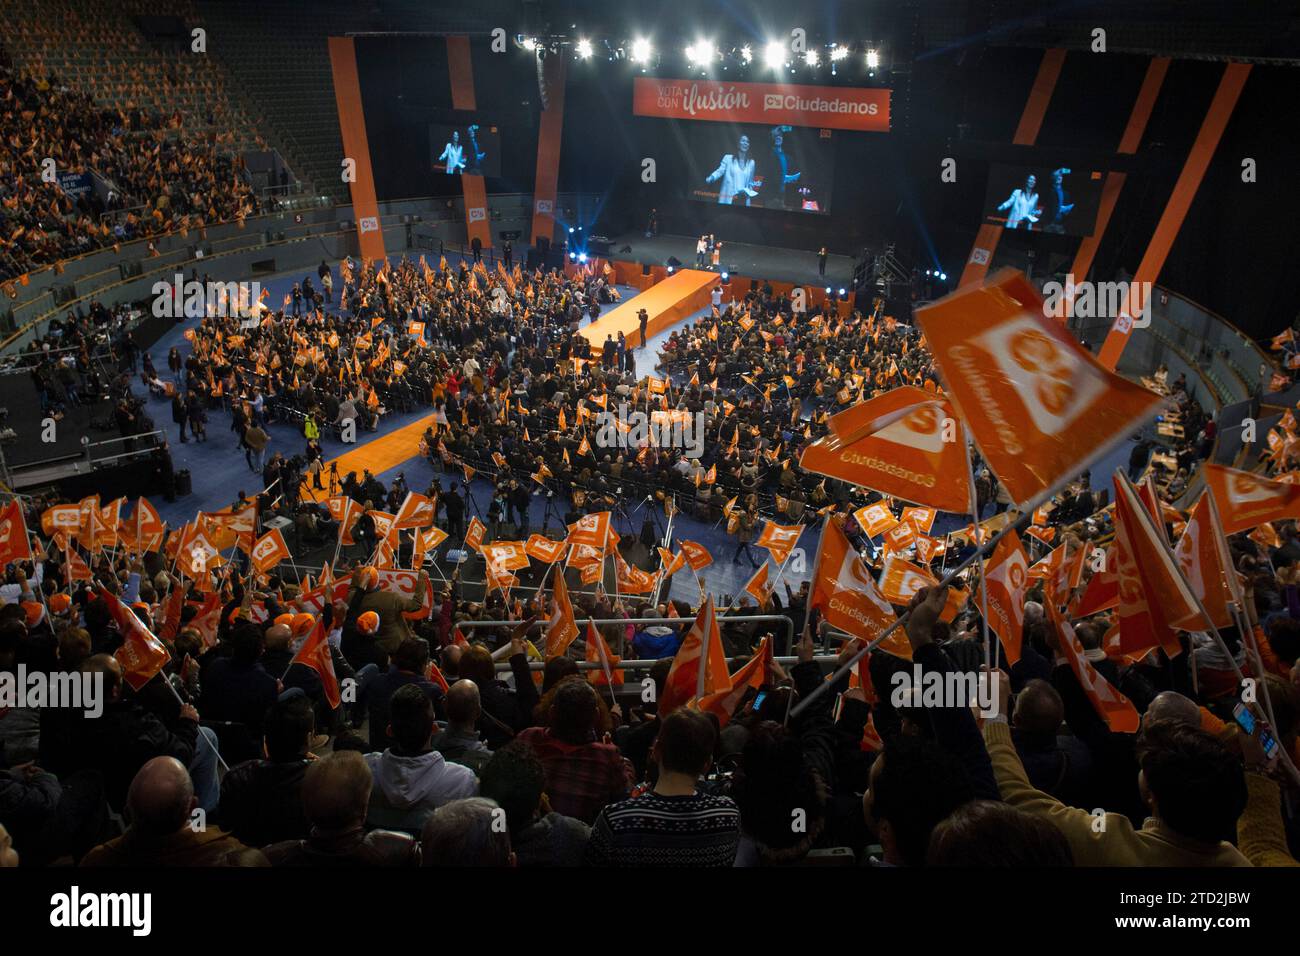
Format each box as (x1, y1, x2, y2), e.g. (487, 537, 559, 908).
(41, 504, 82, 537)
(699, 636, 774, 727)
(1203, 463, 1300, 534)
(0, 501, 32, 566)
(544, 564, 580, 657)
(983, 530, 1030, 665)
(657, 547, 687, 578)
(679, 539, 713, 572)
(881, 521, 918, 555)
(1174, 494, 1241, 631)
(659, 596, 730, 717)
(809, 519, 908, 658)
(525, 534, 569, 564)
(393, 492, 436, 529)
(101, 588, 171, 691)
(465, 516, 487, 552)
(754, 521, 803, 564)
(585, 620, 623, 688)
(290, 616, 340, 709)
(741, 562, 772, 605)
(567, 511, 611, 548)
(879, 555, 969, 623)
(250, 527, 291, 573)
(916, 271, 1163, 508)
(853, 502, 900, 538)
(800, 386, 971, 513)
(1112, 472, 1202, 659)
(1046, 601, 1140, 733)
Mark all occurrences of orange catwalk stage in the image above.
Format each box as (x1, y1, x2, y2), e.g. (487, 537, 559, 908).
(579, 267, 720, 353)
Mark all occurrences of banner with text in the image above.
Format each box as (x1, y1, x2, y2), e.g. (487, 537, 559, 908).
(633, 77, 889, 132)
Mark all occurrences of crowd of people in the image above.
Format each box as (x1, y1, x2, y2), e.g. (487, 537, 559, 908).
(3, 229, 1299, 870)
(0, 40, 259, 284)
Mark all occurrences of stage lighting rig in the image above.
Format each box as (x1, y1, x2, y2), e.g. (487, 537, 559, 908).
(764, 40, 785, 69)
(575, 38, 592, 59)
(630, 37, 652, 64)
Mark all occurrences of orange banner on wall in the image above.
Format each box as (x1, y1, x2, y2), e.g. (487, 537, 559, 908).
(447, 35, 493, 251)
(328, 37, 386, 263)
(633, 77, 889, 132)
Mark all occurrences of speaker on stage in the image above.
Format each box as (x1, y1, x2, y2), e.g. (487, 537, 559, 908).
(666, 256, 683, 270)
(641, 262, 651, 276)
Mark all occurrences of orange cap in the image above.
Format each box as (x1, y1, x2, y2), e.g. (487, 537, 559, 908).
(357, 610, 380, 635)
(273, 612, 295, 629)
(291, 613, 317, 638)
(355, 566, 379, 590)
(21, 601, 45, 628)
(49, 593, 73, 615)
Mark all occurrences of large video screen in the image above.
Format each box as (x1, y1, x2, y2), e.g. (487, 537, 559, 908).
(429, 122, 501, 177)
(983, 164, 1104, 236)
(681, 123, 835, 215)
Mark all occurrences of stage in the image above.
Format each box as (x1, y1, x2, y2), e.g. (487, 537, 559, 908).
(605, 233, 857, 289)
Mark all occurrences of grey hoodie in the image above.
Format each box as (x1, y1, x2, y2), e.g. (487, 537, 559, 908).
(363, 749, 478, 833)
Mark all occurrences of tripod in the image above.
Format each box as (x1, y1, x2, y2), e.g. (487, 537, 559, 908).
(539, 488, 564, 533)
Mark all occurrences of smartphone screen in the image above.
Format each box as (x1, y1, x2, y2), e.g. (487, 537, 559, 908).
(752, 690, 768, 711)
(1233, 702, 1256, 735)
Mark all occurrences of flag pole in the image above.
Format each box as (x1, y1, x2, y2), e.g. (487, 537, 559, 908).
(964, 428, 994, 669)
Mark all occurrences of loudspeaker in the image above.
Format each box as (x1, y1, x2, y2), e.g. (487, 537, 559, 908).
(641, 262, 651, 276)
(666, 256, 683, 269)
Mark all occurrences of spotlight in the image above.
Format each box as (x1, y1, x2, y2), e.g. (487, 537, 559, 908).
(924, 269, 932, 276)
(523, 37, 538, 51)
(940, 272, 947, 281)
(838, 288, 846, 296)
(866, 49, 879, 69)
(721, 271, 729, 281)
(740, 45, 752, 64)
(764, 41, 785, 69)
(568, 226, 575, 233)
(804, 49, 819, 67)
(830, 45, 849, 62)
(667, 265, 675, 274)
(824, 286, 832, 294)
(686, 40, 714, 65)
(575, 38, 592, 59)
(630, 37, 652, 63)
(578, 253, 588, 264)
(568, 252, 576, 261)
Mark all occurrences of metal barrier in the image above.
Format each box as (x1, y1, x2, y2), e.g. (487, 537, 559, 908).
(453, 613, 797, 663)
(499, 654, 843, 675)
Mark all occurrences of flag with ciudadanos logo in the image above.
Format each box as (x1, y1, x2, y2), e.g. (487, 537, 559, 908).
(755, 521, 803, 564)
(900, 506, 936, 534)
(657, 547, 687, 578)
(982, 529, 1030, 665)
(464, 515, 487, 552)
(914, 535, 945, 565)
(135, 497, 165, 538)
(614, 551, 657, 594)
(544, 564, 580, 657)
(584, 620, 623, 688)
(41, 503, 82, 537)
(525, 533, 568, 564)
(916, 271, 1164, 509)
(679, 539, 713, 572)
(250, 527, 291, 573)
(411, 526, 448, 566)
(878, 554, 970, 623)
(483, 540, 530, 571)
(1174, 493, 1242, 631)
(0, 501, 32, 565)
(1203, 463, 1300, 534)
(393, 491, 436, 529)
(852, 502, 899, 538)
(799, 386, 972, 513)
(290, 614, 340, 708)
(1046, 599, 1140, 733)
(881, 520, 917, 555)
(100, 587, 171, 691)
(808, 519, 910, 659)
(567, 511, 611, 548)
(658, 595, 731, 718)
(698, 636, 775, 728)
(1112, 471, 1205, 659)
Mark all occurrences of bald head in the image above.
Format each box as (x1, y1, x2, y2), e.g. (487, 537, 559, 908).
(446, 679, 481, 728)
(1022, 602, 1044, 628)
(83, 653, 123, 700)
(302, 751, 372, 830)
(1144, 691, 1200, 730)
(264, 624, 291, 653)
(127, 757, 195, 836)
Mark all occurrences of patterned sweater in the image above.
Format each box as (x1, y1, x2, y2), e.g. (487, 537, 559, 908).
(585, 791, 741, 867)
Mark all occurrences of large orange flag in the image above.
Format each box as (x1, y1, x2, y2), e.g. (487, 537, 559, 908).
(799, 386, 971, 513)
(809, 520, 909, 658)
(916, 271, 1164, 508)
(1112, 472, 1203, 658)
(699, 636, 774, 727)
(879, 554, 970, 624)
(393, 492, 436, 529)
(584, 620, 623, 688)
(1046, 600, 1141, 733)
(679, 539, 713, 572)
(659, 596, 730, 717)
(290, 615, 340, 708)
(101, 588, 171, 691)
(544, 564, 580, 657)
(1174, 494, 1241, 631)
(250, 527, 291, 573)
(741, 561, 772, 605)
(983, 529, 1030, 665)
(1203, 463, 1300, 534)
(755, 521, 803, 564)
(0, 501, 32, 566)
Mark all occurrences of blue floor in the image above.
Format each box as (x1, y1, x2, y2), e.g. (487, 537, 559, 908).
(130, 253, 1141, 608)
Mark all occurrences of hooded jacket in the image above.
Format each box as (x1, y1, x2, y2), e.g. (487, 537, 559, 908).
(363, 748, 477, 833)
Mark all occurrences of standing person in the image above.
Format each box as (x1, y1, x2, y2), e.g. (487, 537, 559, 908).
(637, 308, 649, 350)
(732, 508, 759, 569)
(996, 173, 1041, 230)
(818, 246, 828, 278)
(291, 282, 302, 316)
(695, 235, 707, 268)
(172, 391, 188, 443)
(319, 261, 334, 304)
(704, 135, 757, 205)
(502, 239, 513, 269)
(186, 390, 207, 442)
(245, 421, 270, 473)
(711, 241, 722, 272)
(168, 346, 183, 384)
(471, 235, 483, 264)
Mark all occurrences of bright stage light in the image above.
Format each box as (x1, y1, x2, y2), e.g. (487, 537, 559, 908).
(866, 48, 880, 69)
(838, 288, 846, 296)
(575, 38, 592, 59)
(830, 45, 849, 62)
(523, 37, 538, 51)
(940, 272, 947, 281)
(824, 286, 831, 294)
(804, 49, 819, 67)
(721, 271, 729, 281)
(667, 265, 675, 274)
(578, 253, 588, 264)
(685, 39, 715, 65)
(764, 41, 785, 69)
(740, 45, 752, 64)
(630, 37, 652, 63)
